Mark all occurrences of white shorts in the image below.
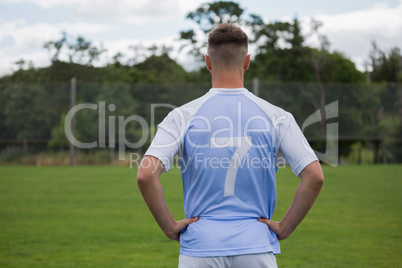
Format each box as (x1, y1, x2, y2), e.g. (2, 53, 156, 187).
(178, 252, 277, 268)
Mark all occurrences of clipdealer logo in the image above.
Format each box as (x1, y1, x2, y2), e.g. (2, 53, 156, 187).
(64, 101, 339, 167)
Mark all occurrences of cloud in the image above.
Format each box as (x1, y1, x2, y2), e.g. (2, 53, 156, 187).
(0, 19, 113, 51)
(303, 1, 402, 70)
(100, 34, 202, 70)
(0, 0, 206, 23)
(0, 19, 115, 76)
(0, 49, 50, 76)
(0, 17, 197, 76)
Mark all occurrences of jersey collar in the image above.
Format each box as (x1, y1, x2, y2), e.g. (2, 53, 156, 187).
(209, 88, 249, 94)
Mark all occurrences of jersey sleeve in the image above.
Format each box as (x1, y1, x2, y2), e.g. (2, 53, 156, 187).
(144, 108, 185, 172)
(277, 113, 318, 177)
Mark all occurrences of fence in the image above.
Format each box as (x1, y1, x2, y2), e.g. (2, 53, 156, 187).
(0, 79, 401, 165)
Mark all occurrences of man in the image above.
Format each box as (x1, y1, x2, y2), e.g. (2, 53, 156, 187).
(137, 23, 324, 268)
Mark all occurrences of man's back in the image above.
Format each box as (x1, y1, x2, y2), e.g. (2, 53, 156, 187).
(180, 88, 278, 256)
(145, 87, 317, 256)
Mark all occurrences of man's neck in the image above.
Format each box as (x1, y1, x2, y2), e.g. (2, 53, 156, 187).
(211, 70, 244, 89)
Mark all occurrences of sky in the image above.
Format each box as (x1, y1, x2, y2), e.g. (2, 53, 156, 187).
(0, 0, 401, 76)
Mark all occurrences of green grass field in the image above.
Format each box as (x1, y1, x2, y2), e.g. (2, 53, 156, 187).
(0, 165, 401, 267)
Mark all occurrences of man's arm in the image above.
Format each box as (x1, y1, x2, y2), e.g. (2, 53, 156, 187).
(136, 155, 198, 242)
(259, 161, 324, 240)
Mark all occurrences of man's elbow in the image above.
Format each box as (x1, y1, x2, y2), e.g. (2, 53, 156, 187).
(315, 173, 324, 187)
(311, 170, 324, 191)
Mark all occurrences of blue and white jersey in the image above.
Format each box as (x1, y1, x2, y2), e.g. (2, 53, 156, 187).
(145, 88, 318, 257)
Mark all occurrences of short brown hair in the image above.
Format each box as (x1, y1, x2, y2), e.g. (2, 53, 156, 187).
(207, 23, 248, 70)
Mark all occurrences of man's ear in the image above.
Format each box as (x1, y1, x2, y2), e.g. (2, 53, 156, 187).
(205, 55, 212, 71)
(244, 54, 251, 70)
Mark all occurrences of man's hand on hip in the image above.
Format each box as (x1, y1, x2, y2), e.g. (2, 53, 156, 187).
(165, 217, 199, 242)
(258, 218, 289, 240)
